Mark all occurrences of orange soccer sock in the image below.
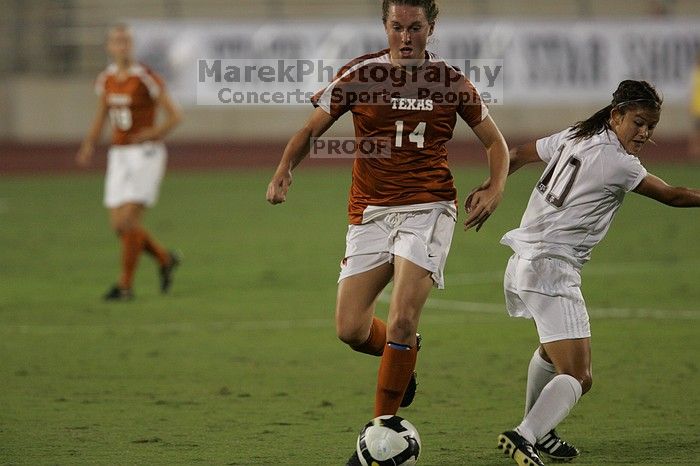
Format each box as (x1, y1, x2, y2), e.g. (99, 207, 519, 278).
(350, 317, 387, 356)
(137, 227, 170, 267)
(118, 228, 147, 289)
(374, 341, 418, 417)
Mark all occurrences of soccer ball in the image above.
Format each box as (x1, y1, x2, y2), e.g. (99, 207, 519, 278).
(356, 415, 421, 466)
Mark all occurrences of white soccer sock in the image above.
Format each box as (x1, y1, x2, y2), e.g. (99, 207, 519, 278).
(516, 374, 583, 445)
(524, 347, 557, 418)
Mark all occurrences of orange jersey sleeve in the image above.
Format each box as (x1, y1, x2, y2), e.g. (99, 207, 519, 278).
(96, 63, 165, 145)
(312, 50, 488, 224)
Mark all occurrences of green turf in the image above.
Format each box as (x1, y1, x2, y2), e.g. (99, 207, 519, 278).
(1, 165, 698, 465)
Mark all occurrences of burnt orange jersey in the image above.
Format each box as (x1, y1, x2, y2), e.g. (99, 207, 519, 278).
(95, 63, 165, 145)
(311, 49, 488, 224)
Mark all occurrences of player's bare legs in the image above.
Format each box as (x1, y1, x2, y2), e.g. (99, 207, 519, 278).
(515, 336, 582, 461)
(374, 256, 432, 416)
(540, 338, 592, 394)
(386, 256, 432, 345)
(110, 202, 145, 234)
(105, 202, 175, 298)
(498, 339, 589, 465)
(336, 262, 393, 351)
(513, 338, 590, 447)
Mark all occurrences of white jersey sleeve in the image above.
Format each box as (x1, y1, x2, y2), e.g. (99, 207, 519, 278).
(535, 128, 573, 163)
(604, 149, 648, 193)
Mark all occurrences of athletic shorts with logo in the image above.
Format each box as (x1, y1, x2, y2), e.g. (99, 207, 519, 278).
(339, 204, 456, 289)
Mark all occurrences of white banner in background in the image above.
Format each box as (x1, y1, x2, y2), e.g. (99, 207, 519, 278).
(130, 19, 700, 106)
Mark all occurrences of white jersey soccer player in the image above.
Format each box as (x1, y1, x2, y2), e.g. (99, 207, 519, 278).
(500, 127, 649, 346)
(469, 80, 700, 466)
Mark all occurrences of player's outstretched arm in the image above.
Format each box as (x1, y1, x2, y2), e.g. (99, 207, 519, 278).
(266, 108, 336, 205)
(463, 115, 509, 231)
(633, 173, 700, 207)
(76, 98, 108, 167)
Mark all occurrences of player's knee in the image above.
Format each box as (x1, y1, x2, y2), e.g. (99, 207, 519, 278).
(563, 370, 592, 395)
(387, 315, 416, 344)
(580, 372, 593, 394)
(336, 326, 366, 347)
(117, 215, 141, 233)
(111, 220, 126, 235)
(335, 317, 366, 347)
(114, 220, 140, 237)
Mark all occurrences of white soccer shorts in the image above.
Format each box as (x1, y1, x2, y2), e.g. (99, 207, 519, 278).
(504, 254, 591, 343)
(104, 142, 167, 208)
(338, 207, 456, 289)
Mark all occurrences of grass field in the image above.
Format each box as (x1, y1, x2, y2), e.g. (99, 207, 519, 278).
(1, 164, 699, 465)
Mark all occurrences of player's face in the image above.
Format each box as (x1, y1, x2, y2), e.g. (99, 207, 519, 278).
(610, 106, 660, 155)
(384, 4, 434, 67)
(107, 28, 133, 64)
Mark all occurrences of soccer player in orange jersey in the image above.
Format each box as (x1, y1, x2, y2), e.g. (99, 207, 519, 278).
(77, 24, 183, 301)
(266, 2, 509, 463)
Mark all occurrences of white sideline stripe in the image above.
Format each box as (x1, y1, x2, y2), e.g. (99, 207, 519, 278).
(1, 299, 698, 336)
(3, 260, 699, 335)
(376, 294, 700, 320)
(426, 297, 700, 320)
(449, 261, 700, 285)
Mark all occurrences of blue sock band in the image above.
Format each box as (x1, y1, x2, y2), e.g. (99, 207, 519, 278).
(387, 341, 412, 351)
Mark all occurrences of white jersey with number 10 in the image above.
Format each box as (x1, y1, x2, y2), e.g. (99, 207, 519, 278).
(501, 128, 647, 268)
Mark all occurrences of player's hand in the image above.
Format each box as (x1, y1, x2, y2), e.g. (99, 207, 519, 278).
(266, 169, 292, 205)
(464, 184, 502, 232)
(76, 142, 94, 167)
(464, 178, 491, 212)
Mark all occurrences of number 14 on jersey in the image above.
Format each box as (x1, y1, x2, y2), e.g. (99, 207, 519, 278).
(395, 121, 426, 149)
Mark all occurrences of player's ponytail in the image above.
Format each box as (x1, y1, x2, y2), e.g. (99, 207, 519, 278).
(568, 105, 614, 142)
(569, 80, 662, 141)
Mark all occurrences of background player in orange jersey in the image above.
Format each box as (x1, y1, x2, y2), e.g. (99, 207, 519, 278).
(77, 24, 183, 301)
(267, 2, 509, 462)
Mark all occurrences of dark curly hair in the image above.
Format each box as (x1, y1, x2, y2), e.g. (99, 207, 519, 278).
(569, 80, 662, 141)
(382, 0, 440, 24)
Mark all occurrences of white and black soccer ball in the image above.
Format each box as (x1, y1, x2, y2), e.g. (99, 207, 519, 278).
(356, 415, 421, 466)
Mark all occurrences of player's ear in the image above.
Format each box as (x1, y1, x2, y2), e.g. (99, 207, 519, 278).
(428, 22, 435, 36)
(610, 107, 623, 126)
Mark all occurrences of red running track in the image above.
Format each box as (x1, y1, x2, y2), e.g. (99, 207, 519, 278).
(1, 138, 697, 175)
